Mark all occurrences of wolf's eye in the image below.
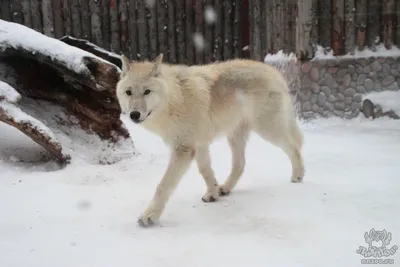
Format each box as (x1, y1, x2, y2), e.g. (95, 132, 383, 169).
(126, 90, 132, 96)
(143, 89, 151, 95)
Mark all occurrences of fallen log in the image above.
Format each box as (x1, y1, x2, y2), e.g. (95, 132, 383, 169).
(0, 19, 134, 164)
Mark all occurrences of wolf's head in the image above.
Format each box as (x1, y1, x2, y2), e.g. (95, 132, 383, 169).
(116, 54, 168, 124)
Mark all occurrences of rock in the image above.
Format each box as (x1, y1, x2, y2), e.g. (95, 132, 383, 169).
(338, 68, 347, 76)
(321, 86, 331, 96)
(351, 102, 361, 112)
(357, 58, 369, 67)
(348, 64, 356, 74)
(333, 110, 345, 117)
(310, 68, 319, 82)
(337, 93, 345, 100)
(382, 76, 395, 87)
(364, 78, 374, 91)
(374, 81, 381, 91)
(312, 103, 319, 113)
(353, 94, 362, 103)
(311, 82, 320, 93)
(301, 62, 312, 73)
(356, 65, 363, 74)
(356, 86, 366, 93)
(368, 71, 377, 79)
(318, 92, 327, 106)
(323, 101, 334, 111)
(363, 65, 371, 74)
(335, 101, 345, 110)
(302, 101, 311, 111)
(382, 63, 391, 75)
(328, 95, 336, 102)
(357, 74, 367, 85)
(391, 69, 399, 76)
(345, 97, 353, 104)
(352, 73, 358, 81)
(311, 94, 318, 104)
(300, 91, 312, 101)
(388, 82, 398, 91)
(344, 88, 356, 97)
(370, 61, 382, 72)
(327, 67, 338, 74)
(343, 74, 351, 87)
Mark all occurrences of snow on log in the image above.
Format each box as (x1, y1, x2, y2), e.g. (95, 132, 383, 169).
(0, 20, 134, 164)
(0, 81, 70, 163)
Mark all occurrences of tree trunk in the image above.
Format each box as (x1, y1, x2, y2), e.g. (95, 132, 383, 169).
(296, 0, 314, 59)
(21, 0, 32, 28)
(70, 0, 82, 38)
(41, 0, 55, 37)
(367, 0, 381, 50)
(332, 0, 345, 56)
(382, 0, 394, 49)
(11, 0, 22, 24)
(318, 0, 332, 52)
(355, 0, 367, 51)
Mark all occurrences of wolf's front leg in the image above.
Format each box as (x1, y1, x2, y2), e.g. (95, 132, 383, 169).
(195, 146, 220, 202)
(138, 145, 195, 227)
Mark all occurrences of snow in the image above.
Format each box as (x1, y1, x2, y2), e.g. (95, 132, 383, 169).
(1, 115, 399, 267)
(192, 32, 205, 52)
(362, 91, 400, 115)
(0, 80, 20, 103)
(204, 6, 217, 24)
(0, 20, 119, 74)
(264, 50, 298, 63)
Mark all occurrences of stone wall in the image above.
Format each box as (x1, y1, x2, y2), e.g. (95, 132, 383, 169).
(296, 56, 400, 119)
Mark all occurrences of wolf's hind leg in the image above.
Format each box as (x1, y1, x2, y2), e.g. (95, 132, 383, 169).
(196, 146, 220, 202)
(219, 121, 250, 195)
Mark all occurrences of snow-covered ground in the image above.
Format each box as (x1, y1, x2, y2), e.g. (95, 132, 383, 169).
(0, 113, 399, 267)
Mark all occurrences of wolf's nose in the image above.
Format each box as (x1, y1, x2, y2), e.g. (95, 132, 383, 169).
(130, 111, 141, 121)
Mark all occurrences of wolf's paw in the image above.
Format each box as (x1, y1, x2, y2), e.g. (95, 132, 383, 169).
(218, 185, 231, 196)
(201, 190, 219, 202)
(137, 202, 163, 227)
(291, 176, 303, 183)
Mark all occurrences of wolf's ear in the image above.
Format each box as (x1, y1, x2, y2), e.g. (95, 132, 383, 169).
(150, 53, 163, 77)
(121, 54, 133, 76)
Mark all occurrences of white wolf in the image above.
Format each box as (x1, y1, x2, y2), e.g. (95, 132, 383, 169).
(116, 54, 305, 227)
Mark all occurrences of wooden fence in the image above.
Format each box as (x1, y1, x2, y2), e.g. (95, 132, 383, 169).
(1, 0, 400, 64)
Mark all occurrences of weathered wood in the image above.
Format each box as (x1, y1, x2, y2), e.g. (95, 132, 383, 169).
(128, 0, 138, 59)
(296, 0, 313, 59)
(119, 0, 129, 55)
(53, 0, 64, 38)
(396, 0, 400, 47)
(30, 0, 43, 33)
(90, 0, 103, 46)
(259, 0, 267, 57)
(273, 0, 284, 52)
(194, 0, 204, 63)
(382, 0, 395, 49)
(81, 0, 91, 40)
(355, 0, 367, 50)
(233, 0, 241, 58)
(249, 0, 261, 60)
(157, 0, 168, 57)
(20, 0, 32, 27)
(147, 1, 158, 60)
(41, 0, 54, 37)
(344, 0, 355, 54)
(1, 0, 11, 21)
(70, 0, 82, 38)
(213, 0, 223, 61)
(310, 0, 318, 55)
(101, 0, 111, 50)
(11, 0, 22, 24)
(223, 0, 233, 60)
(136, 0, 148, 60)
(318, 0, 332, 51)
(185, 0, 194, 64)
(175, 0, 186, 63)
(61, 0, 72, 36)
(167, 0, 177, 63)
(367, 0, 381, 50)
(110, 0, 120, 53)
(265, 0, 274, 54)
(332, 0, 345, 56)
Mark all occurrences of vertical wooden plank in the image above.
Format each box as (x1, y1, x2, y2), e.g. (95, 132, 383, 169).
(185, 0, 194, 64)
(355, 0, 367, 50)
(119, 0, 129, 55)
(128, 0, 137, 59)
(70, 0, 82, 38)
(90, 0, 103, 46)
(194, 0, 204, 63)
(21, 0, 32, 27)
(41, 0, 54, 37)
(167, 0, 177, 63)
(296, 0, 313, 59)
(101, 0, 111, 49)
(61, 0, 72, 36)
(1, 0, 11, 21)
(157, 0, 168, 57)
(367, 0, 381, 50)
(11, 0, 23, 23)
(136, 0, 148, 60)
(213, 0, 223, 61)
(332, 0, 345, 56)
(318, 0, 332, 51)
(265, 0, 274, 54)
(344, 0, 356, 54)
(382, 0, 394, 49)
(273, 0, 284, 52)
(30, 0, 43, 33)
(283, 0, 293, 53)
(223, 0, 233, 60)
(81, 0, 91, 40)
(249, 0, 261, 60)
(110, 0, 120, 53)
(259, 0, 267, 57)
(53, 0, 64, 38)
(310, 0, 318, 54)
(396, 0, 400, 47)
(147, 1, 158, 59)
(233, 0, 241, 58)
(175, 0, 186, 63)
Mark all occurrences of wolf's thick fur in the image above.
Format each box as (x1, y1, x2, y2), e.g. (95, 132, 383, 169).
(116, 54, 305, 226)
